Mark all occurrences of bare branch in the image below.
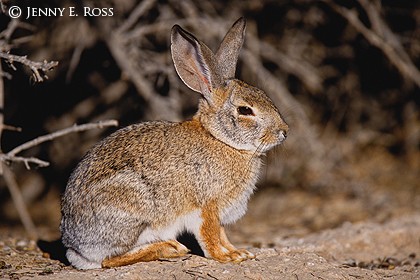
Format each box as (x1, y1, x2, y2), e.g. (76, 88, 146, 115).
(0, 55, 4, 175)
(0, 123, 21, 132)
(117, 0, 157, 33)
(0, 52, 59, 82)
(0, 1, 6, 14)
(105, 31, 180, 120)
(0, 19, 20, 42)
(324, 0, 420, 88)
(0, 70, 12, 80)
(66, 43, 85, 82)
(7, 120, 119, 157)
(247, 33, 323, 93)
(2, 164, 38, 239)
(0, 154, 50, 169)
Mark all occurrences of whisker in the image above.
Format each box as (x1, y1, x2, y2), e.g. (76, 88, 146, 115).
(242, 140, 266, 181)
(273, 142, 289, 158)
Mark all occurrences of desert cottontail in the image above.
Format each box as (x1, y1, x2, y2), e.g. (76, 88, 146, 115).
(60, 17, 289, 269)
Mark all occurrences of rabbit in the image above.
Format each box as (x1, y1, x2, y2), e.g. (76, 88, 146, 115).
(60, 17, 289, 270)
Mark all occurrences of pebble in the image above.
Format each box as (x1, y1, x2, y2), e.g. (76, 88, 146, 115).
(2, 245, 11, 251)
(16, 240, 28, 250)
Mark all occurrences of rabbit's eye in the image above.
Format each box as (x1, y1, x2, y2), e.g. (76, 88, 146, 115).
(238, 106, 254, 116)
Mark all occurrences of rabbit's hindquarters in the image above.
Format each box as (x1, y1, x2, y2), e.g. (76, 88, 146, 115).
(102, 209, 201, 267)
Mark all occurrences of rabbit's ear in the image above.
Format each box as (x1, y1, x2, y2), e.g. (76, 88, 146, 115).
(215, 17, 246, 80)
(171, 25, 220, 99)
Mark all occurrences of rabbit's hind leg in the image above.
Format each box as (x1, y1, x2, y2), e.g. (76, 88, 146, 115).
(101, 240, 189, 268)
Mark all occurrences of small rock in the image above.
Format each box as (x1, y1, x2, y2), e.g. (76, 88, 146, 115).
(256, 248, 278, 259)
(342, 259, 357, 267)
(0, 260, 12, 269)
(16, 240, 28, 250)
(2, 245, 11, 252)
(28, 240, 37, 251)
(40, 267, 54, 275)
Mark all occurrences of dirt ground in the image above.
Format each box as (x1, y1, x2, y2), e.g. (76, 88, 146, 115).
(1, 184, 419, 280)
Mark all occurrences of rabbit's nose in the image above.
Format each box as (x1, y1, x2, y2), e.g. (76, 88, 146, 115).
(280, 122, 289, 138)
(280, 130, 287, 140)
(278, 129, 288, 142)
(281, 130, 287, 138)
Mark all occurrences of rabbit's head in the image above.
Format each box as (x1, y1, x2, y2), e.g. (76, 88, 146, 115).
(171, 18, 288, 153)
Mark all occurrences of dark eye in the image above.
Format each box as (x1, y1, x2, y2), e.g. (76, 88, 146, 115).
(237, 106, 254, 116)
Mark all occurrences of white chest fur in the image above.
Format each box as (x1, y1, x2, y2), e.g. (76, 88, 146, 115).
(220, 187, 254, 225)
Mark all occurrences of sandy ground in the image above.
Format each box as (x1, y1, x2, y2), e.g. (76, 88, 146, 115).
(0, 214, 419, 280)
(0, 187, 419, 280)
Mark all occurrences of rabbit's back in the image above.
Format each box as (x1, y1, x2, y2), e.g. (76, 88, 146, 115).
(63, 120, 260, 205)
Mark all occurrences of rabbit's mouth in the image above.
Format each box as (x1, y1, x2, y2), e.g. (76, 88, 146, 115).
(257, 129, 288, 152)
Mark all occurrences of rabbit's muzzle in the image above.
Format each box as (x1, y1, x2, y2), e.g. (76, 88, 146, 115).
(278, 129, 288, 142)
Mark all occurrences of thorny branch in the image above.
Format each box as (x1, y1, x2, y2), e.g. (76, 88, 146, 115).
(0, 52, 59, 82)
(0, 17, 54, 83)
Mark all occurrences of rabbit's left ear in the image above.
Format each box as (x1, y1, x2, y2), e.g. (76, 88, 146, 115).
(215, 17, 246, 80)
(171, 25, 221, 100)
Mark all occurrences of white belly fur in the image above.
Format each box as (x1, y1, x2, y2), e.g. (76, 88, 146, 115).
(135, 209, 202, 246)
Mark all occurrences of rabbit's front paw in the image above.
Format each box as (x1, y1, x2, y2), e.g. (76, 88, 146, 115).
(212, 248, 255, 263)
(236, 248, 255, 259)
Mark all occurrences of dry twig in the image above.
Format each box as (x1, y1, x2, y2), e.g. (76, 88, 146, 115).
(7, 120, 118, 157)
(0, 155, 50, 169)
(104, 24, 181, 121)
(0, 52, 59, 82)
(324, 0, 420, 88)
(117, 0, 157, 33)
(2, 164, 38, 239)
(0, 0, 6, 14)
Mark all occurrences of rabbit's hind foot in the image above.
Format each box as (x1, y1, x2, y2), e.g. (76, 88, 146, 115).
(101, 240, 189, 268)
(66, 248, 102, 270)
